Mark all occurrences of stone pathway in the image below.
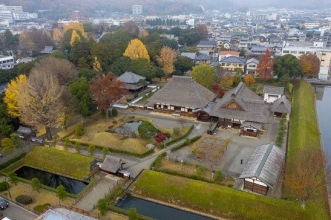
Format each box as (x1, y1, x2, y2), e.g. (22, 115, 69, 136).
(75, 176, 116, 212)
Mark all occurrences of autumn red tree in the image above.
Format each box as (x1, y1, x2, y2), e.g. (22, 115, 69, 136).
(89, 72, 127, 119)
(256, 50, 274, 82)
(299, 54, 320, 78)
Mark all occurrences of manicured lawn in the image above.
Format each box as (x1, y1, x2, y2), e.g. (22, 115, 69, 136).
(24, 147, 93, 179)
(285, 80, 329, 218)
(131, 170, 322, 220)
(0, 181, 73, 208)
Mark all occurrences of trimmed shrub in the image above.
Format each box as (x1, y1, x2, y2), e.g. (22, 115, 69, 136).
(173, 127, 180, 136)
(155, 132, 167, 143)
(0, 182, 9, 191)
(111, 108, 118, 117)
(34, 203, 51, 213)
(15, 195, 33, 205)
(75, 125, 85, 137)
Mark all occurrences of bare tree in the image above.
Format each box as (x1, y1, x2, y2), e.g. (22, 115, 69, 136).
(283, 148, 329, 209)
(178, 118, 187, 128)
(17, 65, 66, 140)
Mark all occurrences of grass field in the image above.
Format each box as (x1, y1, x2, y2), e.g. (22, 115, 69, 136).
(131, 170, 324, 220)
(285, 80, 329, 218)
(24, 147, 94, 179)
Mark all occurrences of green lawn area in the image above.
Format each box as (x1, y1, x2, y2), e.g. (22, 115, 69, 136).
(285, 80, 329, 218)
(131, 170, 320, 220)
(24, 146, 94, 179)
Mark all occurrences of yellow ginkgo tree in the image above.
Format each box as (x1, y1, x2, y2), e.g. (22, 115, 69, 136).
(123, 39, 150, 61)
(4, 74, 27, 118)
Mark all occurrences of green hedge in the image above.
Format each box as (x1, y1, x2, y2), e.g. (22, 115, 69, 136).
(67, 140, 154, 158)
(0, 152, 26, 171)
(170, 136, 201, 152)
(160, 125, 194, 148)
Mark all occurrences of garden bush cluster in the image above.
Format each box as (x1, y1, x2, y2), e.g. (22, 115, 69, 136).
(15, 195, 33, 205)
(34, 203, 51, 213)
(160, 125, 194, 148)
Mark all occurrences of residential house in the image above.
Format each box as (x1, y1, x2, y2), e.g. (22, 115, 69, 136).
(117, 71, 147, 92)
(239, 143, 285, 195)
(271, 95, 291, 119)
(263, 86, 284, 103)
(218, 51, 239, 62)
(181, 52, 211, 65)
(0, 55, 14, 69)
(219, 56, 246, 73)
(319, 66, 329, 80)
(245, 58, 259, 74)
(145, 76, 216, 118)
(196, 40, 217, 54)
(210, 82, 269, 137)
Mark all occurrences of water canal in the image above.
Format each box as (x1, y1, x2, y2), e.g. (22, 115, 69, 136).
(118, 196, 213, 220)
(315, 86, 331, 156)
(15, 166, 87, 194)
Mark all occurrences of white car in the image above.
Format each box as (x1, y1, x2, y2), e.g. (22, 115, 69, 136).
(30, 137, 44, 144)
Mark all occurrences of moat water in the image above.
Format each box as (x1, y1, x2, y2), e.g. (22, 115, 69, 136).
(314, 86, 331, 157)
(15, 166, 87, 194)
(117, 196, 213, 220)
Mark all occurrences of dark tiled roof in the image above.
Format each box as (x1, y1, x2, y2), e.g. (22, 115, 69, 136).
(100, 155, 123, 173)
(40, 46, 54, 54)
(239, 143, 285, 188)
(210, 82, 268, 123)
(146, 76, 216, 109)
(118, 71, 145, 84)
(197, 40, 217, 46)
(271, 95, 291, 114)
(263, 86, 284, 95)
(219, 56, 246, 64)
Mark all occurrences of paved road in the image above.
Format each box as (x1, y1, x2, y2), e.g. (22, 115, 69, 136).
(2, 200, 37, 220)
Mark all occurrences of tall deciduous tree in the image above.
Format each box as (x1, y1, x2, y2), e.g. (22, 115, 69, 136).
(217, 72, 233, 89)
(299, 54, 320, 78)
(17, 58, 76, 140)
(190, 64, 215, 89)
(284, 149, 329, 209)
(123, 39, 150, 61)
(63, 22, 85, 37)
(156, 46, 177, 79)
(4, 75, 27, 118)
(273, 54, 302, 79)
(89, 72, 127, 119)
(53, 28, 63, 46)
(256, 49, 274, 82)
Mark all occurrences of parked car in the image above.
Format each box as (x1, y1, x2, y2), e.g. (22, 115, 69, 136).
(30, 137, 44, 144)
(0, 198, 9, 210)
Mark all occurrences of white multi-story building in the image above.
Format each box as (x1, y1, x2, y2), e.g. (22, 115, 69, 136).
(132, 5, 143, 15)
(304, 22, 320, 29)
(0, 56, 14, 69)
(0, 10, 13, 23)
